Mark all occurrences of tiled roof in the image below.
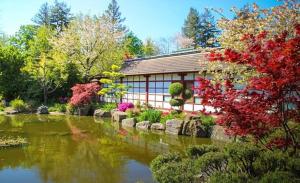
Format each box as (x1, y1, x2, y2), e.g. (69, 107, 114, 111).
(120, 50, 209, 76)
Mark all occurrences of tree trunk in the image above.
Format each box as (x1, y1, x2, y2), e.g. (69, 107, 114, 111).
(43, 87, 48, 105)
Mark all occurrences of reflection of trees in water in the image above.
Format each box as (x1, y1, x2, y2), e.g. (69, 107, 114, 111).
(0, 114, 211, 183)
(19, 118, 127, 183)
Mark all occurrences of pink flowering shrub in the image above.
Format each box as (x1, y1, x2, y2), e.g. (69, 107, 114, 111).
(118, 102, 134, 112)
(70, 83, 100, 107)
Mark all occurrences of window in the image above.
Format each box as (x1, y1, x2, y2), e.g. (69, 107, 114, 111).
(163, 96, 171, 102)
(194, 97, 202, 104)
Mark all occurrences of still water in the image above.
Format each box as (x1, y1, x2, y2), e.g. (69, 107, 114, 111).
(0, 114, 210, 183)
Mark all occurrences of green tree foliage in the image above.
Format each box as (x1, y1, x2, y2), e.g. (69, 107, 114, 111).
(32, 2, 51, 26)
(123, 31, 144, 58)
(23, 26, 67, 104)
(50, 0, 72, 33)
(98, 64, 127, 103)
(32, 1, 72, 33)
(102, 0, 126, 33)
(143, 38, 159, 57)
(10, 25, 38, 53)
(182, 8, 219, 48)
(182, 8, 200, 48)
(198, 9, 219, 47)
(0, 46, 28, 100)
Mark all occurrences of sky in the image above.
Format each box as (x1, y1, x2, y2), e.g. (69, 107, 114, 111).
(0, 0, 282, 41)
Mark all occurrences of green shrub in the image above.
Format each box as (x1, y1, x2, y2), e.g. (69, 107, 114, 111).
(161, 112, 186, 124)
(66, 103, 76, 114)
(209, 172, 251, 183)
(138, 109, 162, 124)
(152, 159, 196, 183)
(225, 143, 260, 176)
(10, 98, 26, 112)
(151, 153, 197, 183)
(149, 141, 300, 183)
(183, 88, 193, 99)
(126, 108, 140, 118)
(100, 103, 117, 112)
(200, 114, 215, 126)
(259, 171, 296, 183)
(169, 82, 183, 96)
(199, 114, 215, 136)
(49, 103, 67, 112)
(169, 98, 184, 106)
(186, 144, 219, 159)
(150, 153, 182, 173)
(195, 152, 228, 176)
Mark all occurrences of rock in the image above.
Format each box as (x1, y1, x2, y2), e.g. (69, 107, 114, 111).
(5, 110, 19, 115)
(76, 105, 90, 116)
(150, 123, 165, 131)
(121, 118, 136, 127)
(112, 111, 127, 122)
(36, 105, 49, 114)
(94, 109, 111, 118)
(110, 109, 118, 116)
(165, 119, 184, 135)
(211, 125, 232, 142)
(182, 120, 207, 137)
(136, 121, 151, 130)
(184, 114, 200, 122)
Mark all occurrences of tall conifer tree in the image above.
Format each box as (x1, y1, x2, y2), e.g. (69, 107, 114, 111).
(102, 0, 126, 33)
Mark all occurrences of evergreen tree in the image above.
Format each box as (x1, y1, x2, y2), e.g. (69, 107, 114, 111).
(198, 9, 219, 47)
(102, 0, 126, 33)
(32, 2, 51, 26)
(143, 38, 159, 57)
(50, 0, 72, 33)
(182, 8, 200, 48)
(182, 8, 219, 48)
(123, 31, 144, 58)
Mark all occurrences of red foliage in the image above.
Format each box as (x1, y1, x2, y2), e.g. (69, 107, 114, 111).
(70, 83, 100, 107)
(194, 25, 300, 149)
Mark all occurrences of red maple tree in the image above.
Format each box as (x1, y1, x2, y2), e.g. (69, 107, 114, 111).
(194, 25, 300, 152)
(70, 82, 100, 107)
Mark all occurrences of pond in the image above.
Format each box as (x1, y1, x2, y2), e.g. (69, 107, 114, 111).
(0, 114, 211, 183)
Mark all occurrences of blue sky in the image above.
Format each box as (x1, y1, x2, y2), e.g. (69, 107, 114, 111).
(0, 0, 281, 41)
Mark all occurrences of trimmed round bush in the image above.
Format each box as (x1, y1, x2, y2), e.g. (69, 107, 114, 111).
(169, 82, 183, 96)
(169, 98, 184, 107)
(183, 89, 193, 99)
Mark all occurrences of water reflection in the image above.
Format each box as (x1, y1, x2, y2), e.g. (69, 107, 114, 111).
(0, 114, 211, 183)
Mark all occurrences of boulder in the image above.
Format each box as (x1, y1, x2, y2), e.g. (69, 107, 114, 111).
(150, 123, 165, 131)
(165, 119, 184, 135)
(136, 121, 151, 130)
(184, 114, 200, 122)
(76, 105, 90, 116)
(110, 109, 118, 116)
(112, 111, 127, 122)
(211, 125, 232, 142)
(121, 118, 136, 128)
(37, 105, 49, 114)
(5, 109, 19, 115)
(182, 120, 207, 137)
(94, 109, 111, 118)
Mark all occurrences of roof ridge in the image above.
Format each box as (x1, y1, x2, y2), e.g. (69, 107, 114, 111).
(125, 48, 216, 62)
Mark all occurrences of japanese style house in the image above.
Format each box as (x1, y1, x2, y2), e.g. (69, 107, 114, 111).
(101, 50, 215, 112)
